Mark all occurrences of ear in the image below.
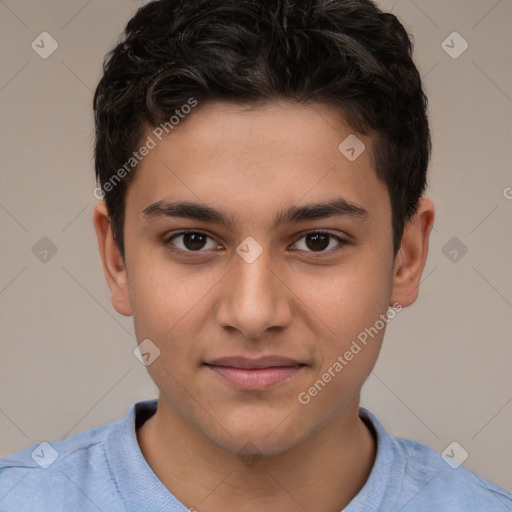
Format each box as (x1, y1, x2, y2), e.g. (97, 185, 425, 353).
(92, 201, 133, 316)
(390, 197, 435, 308)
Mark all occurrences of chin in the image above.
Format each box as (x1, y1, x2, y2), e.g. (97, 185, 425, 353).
(216, 433, 300, 460)
(201, 414, 311, 459)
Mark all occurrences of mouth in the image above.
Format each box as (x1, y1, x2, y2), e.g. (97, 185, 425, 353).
(204, 356, 306, 391)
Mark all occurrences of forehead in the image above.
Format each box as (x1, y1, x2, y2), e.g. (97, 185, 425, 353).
(125, 99, 390, 229)
(149, 99, 373, 164)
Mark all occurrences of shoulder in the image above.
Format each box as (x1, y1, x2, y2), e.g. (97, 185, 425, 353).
(358, 408, 512, 511)
(0, 411, 128, 511)
(0, 420, 109, 472)
(394, 436, 512, 510)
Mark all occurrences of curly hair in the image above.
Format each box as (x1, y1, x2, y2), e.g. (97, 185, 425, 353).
(93, 0, 431, 259)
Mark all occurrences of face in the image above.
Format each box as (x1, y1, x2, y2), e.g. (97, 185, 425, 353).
(104, 100, 401, 455)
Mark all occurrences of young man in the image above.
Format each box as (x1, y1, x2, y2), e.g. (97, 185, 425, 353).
(1, 0, 511, 510)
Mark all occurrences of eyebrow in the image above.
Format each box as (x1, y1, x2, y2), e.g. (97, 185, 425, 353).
(142, 197, 369, 228)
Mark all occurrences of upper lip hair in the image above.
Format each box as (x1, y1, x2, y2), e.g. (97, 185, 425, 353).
(205, 356, 304, 369)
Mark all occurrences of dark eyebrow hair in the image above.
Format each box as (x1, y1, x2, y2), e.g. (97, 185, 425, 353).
(142, 197, 369, 228)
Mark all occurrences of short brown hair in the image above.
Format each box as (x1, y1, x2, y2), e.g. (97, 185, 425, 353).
(93, 0, 431, 259)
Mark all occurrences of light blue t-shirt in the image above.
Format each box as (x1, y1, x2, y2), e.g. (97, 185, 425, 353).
(1, 399, 511, 511)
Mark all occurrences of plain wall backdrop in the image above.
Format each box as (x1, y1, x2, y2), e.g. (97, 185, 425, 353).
(1, 0, 511, 493)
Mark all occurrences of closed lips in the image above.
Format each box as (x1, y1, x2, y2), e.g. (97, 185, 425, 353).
(204, 356, 305, 369)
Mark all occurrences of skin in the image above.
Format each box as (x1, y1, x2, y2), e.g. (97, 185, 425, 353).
(93, 99, 435, 512)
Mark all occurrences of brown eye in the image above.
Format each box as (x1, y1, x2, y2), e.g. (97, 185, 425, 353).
(292, 231, 348, 254)
(181, 232, 208, 251)
(305, 232, 330, 251)
(165, 231, 220, 253)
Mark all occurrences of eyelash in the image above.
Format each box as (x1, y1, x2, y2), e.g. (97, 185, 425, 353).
(163, 229, 350, 258)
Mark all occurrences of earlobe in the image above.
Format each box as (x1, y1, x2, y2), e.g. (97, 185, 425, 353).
(92, 201, 133, 317)
(390, 197, 435, 308)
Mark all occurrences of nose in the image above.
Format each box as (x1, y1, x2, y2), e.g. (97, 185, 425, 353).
(215, 244, 293, 340)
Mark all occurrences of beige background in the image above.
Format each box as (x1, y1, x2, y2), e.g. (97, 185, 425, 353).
(0, 0, 511, 494)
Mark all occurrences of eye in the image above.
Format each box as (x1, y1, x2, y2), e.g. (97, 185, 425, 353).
(164, 230, 221, 254)
(163, 229, 349, 257)
(291, 230, 349, 255)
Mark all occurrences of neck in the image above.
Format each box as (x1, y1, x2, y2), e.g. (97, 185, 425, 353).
(137, 395, 376, 512)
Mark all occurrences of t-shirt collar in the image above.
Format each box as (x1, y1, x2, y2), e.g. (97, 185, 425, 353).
(106, 400, 400, 511)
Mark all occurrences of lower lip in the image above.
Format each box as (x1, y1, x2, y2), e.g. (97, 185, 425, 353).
(206, 365, 303, 390)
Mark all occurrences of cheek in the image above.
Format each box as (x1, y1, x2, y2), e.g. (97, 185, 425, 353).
(292, 256, 392, 345)
(296, 281, 389, 416)
(128, 262, 225, 386)
(128, 259, 217, 336)
(289, 257, 392, 407)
